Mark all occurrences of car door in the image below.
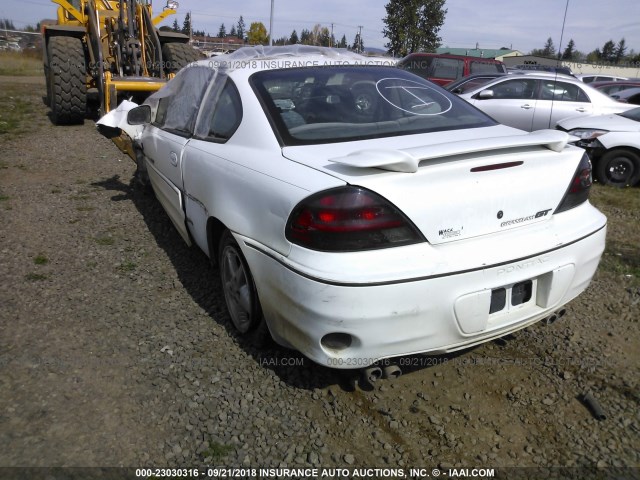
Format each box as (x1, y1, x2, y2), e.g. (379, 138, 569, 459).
(471, 78, 538, 131)
(141, 66, 215, 244)
(532, 79, 593, 130)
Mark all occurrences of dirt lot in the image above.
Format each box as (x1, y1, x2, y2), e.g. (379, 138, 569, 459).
(0, 72, 638, 479)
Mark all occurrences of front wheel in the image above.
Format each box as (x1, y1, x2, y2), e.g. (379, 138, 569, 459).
(595, 148, 640, 187)
(218, 230, 264, 335)
(47, 36, 87, 125)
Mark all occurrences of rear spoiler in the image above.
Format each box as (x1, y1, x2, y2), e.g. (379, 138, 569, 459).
(329, 129, 571, 173)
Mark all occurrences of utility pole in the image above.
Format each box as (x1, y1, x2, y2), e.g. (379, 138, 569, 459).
(330, 23, 334, 48)
(189, 11, 192, 44)
(269, 0, 274, 46)
(357, 25, 363, 53)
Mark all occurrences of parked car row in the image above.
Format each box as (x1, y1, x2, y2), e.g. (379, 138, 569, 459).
(454, 74, 633, 131)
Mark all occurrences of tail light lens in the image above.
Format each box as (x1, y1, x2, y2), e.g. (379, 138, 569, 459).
(554, 153, 593, 214)
(286, 186, 424, 252)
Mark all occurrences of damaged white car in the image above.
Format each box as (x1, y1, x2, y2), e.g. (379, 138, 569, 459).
(99, 46, 606, 371)
(557, 107, 640, 187)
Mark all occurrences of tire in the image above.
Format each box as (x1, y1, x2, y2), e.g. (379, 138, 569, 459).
(162, 42, 204, 75)
(595, 148, 640, 187)
(218, 230, 265, 336)
(47, 36, 87, 125)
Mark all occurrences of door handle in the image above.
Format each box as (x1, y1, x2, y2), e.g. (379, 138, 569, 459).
(520, 104, 533, 110)
(170, 151, 178, 167)
(575, 107, 587, 112)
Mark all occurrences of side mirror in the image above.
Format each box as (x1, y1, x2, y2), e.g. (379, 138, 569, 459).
(127, 105, 151, 125)
(477, 89, 494, 99)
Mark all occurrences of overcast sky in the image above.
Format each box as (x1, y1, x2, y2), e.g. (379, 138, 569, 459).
(3, 0, 640, 56)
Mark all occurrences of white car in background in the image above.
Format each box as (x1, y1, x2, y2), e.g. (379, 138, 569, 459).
(458, 74, 633, 132)
(557, 107, 640, 187)
(100, 46, 606, 372)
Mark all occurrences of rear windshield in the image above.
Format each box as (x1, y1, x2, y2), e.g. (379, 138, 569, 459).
(250, 66, 495, 146)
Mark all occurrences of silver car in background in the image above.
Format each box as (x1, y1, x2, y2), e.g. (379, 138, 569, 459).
(458, 74, 634, 131)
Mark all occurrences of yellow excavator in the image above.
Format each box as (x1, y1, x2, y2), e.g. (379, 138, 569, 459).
(43, 0, 202, 124)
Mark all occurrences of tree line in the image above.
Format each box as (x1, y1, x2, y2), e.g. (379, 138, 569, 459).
(533, 37, 640, 65)
(164, 14, 365, 51)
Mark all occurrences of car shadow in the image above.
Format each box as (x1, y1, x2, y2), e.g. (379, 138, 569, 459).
(91, 174, 360, 390)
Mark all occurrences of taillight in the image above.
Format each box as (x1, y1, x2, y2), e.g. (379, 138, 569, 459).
(286, 186, 424, 252)
(554, 153, 593, 214)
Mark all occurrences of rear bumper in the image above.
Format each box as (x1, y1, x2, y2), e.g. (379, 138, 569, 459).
(240, 208, 606, 369)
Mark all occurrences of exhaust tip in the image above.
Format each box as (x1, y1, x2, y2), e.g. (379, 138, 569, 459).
(557, 308, 567, 318)
(545, 314, 558, 325)
(363, 366, 383, 383)
(382, 364, 402, 380)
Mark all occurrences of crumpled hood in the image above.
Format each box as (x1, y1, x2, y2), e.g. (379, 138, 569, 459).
(557, 112, 640, 132)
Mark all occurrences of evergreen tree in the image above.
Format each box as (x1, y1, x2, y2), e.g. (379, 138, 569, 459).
(562, 39, 575, 60)
(229, 25, 237, 37)
(300, 29, 312, 45)
(383, 0, 446, 57)
(352, 32, 364, 53)
(237, 16, 246, 40)
(182, 12, 191, 36)
(289, 30, 299, 45)
(542, 37, 556, 57)
(601, 40, 616, 63)
(172, 19, 180, 32)
(614, 38, 627, 64)
(218, 23, 226, 38)
(338, 34, 347, 48)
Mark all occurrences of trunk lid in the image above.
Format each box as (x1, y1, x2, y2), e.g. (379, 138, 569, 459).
(282, 126, 579, 245)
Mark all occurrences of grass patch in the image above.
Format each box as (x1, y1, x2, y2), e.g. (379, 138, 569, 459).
(25, 273, 48, 281)
(51, 188, 61, 194)
(201, 441, 233, 462)
(34, 254, 49, 265)
(0, 51, 43, 76)
(117, 260, 136, 273)
(590, 184, 640, 212)
(76, 206, 95, 212)
(599, 242, 640, 280)
(0, 87, 38, 135)
(0, 161, 7, 169)
(94, 236, 115, 246)
(86, 261, 98, 269)
(0, 194, 9, 201)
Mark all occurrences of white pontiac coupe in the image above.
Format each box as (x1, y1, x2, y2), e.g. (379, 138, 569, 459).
(102, 46, 606, 370)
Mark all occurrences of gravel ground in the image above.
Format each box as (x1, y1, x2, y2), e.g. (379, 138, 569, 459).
(0, 76, 638, 478)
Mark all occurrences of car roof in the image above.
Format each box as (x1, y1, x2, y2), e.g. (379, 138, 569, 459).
(486, 73, 584, 83)
(400, 52, 502, 62)
(590, 80, 640, 88)
(192, 45, 396, 74)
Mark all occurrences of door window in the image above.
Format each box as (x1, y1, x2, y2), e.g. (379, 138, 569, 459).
(150, 65, 215, 135)
(489, 79, 537, 99)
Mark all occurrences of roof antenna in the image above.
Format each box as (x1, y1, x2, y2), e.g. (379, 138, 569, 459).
(549, 0, 570, 128)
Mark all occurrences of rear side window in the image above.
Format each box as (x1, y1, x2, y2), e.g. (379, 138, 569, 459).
(431, 57, 464, 80)
(399, 56, 434, 79)
(208, 82, 242, 141)
(540, 80, 589, 102)
(193, 77, 243, 143)
(470, 61, 504, 74)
